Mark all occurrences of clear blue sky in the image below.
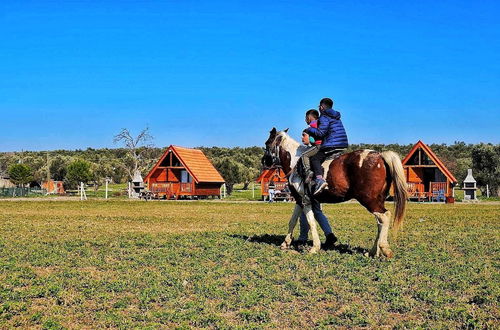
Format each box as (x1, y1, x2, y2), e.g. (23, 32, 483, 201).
(1, 0, 499, 151)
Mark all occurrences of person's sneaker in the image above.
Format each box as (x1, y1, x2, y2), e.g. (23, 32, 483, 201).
(313, 178, 327, 195)
(324, 233, 338, 249)
(294, 240, 308, 251)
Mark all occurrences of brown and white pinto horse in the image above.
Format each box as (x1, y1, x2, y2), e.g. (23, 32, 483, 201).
(263, 128, 408, 257)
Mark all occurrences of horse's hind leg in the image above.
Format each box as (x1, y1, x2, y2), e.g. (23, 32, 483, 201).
(281, 204, 302, 249)
(370, 210, 394, 258)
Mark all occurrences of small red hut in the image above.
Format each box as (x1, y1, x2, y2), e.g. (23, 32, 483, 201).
(256, 166, 289, 201)
(401, 140, 457, 201)
(144, 145, 225, 199)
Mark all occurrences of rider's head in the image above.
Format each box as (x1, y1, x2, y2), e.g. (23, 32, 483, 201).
(305, 109, 319, 124)
(301, 130, 311, 145)
(319, 98, 334, 111)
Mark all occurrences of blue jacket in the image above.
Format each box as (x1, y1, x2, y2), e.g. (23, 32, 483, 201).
(306, 108, 348, 148)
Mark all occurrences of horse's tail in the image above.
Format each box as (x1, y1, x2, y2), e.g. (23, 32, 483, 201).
(381, 151, 408, 234)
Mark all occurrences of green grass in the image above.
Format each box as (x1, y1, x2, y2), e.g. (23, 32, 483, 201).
(0, 201, 498, 328)
(225, 183, 262, 201)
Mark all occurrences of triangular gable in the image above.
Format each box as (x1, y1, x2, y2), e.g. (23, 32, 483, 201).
(256, 167, 287, 183)
(256, 169, 271, 182)
(144, 146, 172, 182)
(402, 140, 457, 183)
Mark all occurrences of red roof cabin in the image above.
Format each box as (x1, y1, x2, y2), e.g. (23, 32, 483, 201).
(41, 180, 65, 195)
(401, 140, 457, 202)
(256, 166, 289, 201)
(144, 145, 225, 199)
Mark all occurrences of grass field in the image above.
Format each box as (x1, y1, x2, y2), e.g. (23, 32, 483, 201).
(0, 200, 498, 328)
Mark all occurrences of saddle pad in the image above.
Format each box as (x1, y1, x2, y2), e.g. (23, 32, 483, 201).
(322, 151, 343, 178)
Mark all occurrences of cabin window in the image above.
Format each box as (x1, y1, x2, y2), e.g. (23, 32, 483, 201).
(159, 151, 182, 167)
(181, 170, 192, 183)
(420, 151, 435, 165)
(406, 148, 435, 165)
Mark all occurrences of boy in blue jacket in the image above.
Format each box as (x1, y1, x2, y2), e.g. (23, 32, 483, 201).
(305, 98, 348, 195)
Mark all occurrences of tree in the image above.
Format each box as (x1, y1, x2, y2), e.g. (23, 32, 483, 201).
(212, 157, 245, 195)
(113, 128, 154, 180)
(471, 144, 500, 197)
(8, 164, 33, 187)
(65, 160, 93, 189)
(50, 156, 70, 181)
(90, 160, 116, 191)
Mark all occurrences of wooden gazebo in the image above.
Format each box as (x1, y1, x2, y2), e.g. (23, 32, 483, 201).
(256, 166, 289, 201)
(144, 145, 225, 199)
(401, 140, 457, 201)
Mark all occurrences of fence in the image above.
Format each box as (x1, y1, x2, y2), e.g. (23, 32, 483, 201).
(0, 187, 47, 197)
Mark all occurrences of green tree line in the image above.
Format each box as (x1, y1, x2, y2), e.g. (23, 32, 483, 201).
(0, 142, 499, 196)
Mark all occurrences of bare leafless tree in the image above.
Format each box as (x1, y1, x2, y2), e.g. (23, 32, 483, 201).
(113, 127, 154, 180)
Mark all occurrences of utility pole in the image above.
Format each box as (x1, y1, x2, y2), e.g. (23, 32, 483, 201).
(46, 151, 50, 194)
(105, 178, 110, 199)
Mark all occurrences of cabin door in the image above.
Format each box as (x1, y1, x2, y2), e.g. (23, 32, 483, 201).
(180, 170, 193, 193)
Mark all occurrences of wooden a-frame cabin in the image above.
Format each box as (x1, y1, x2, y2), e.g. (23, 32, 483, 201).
(402, 140, 457, 201)
(144, 145, 225, 199)
(256, 166, 289, 200)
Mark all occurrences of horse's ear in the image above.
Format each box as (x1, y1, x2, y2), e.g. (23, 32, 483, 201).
(283, 128, 289, 133)
(270, 127, 277, 133)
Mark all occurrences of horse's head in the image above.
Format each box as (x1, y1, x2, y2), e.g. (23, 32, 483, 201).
(262, 127, 289, 167)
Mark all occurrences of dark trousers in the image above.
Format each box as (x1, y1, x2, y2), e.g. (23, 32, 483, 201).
(310, 147, 342, 177)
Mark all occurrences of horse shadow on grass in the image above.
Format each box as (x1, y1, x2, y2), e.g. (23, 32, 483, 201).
(230, 234, 368, 255)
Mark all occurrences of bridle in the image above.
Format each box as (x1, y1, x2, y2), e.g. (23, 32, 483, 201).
(264, 137, 282, 167)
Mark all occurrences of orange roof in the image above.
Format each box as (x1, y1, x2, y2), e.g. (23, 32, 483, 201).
(402, 140, 458, 183)
(256, 167, 288, 183)
(145, 145, 225, 183)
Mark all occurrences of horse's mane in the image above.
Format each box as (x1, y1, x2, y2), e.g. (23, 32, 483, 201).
(277, 131, 308, 157)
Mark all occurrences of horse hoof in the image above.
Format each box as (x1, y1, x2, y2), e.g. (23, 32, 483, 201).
(309, 246, 320, 254)
(380, 244, 394, 258)
(280, 242, 290, 250)
(382, 249, 394, 258)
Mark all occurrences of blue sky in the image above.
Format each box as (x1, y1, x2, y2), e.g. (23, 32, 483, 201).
(1, 0, 499, 151)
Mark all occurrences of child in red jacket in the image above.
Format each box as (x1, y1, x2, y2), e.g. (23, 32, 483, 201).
(301, 109, 321, 183)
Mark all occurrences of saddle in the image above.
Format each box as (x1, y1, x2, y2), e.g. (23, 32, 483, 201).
(324, 148, 345, 161)
(296, 148, 345, 181)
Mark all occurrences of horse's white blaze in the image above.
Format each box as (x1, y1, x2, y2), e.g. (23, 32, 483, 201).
(276, 131, 306, 170)
(358, 149, 373, 167)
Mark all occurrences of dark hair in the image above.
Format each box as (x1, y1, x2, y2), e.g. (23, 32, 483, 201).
(305, 109, 319, 119)
(320, 98, 333, 109)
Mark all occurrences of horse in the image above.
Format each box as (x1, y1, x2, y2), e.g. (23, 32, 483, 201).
(262, 128, 408, 257)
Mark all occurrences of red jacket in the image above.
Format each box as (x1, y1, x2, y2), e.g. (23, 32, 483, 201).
(309, 120, 322, 145)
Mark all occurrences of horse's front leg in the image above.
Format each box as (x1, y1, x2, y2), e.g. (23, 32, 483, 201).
(303, 204, 321, 254)
(281, 204, 302, 249)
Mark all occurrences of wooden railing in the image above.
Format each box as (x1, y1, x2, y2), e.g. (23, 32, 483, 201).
(180, 183, 193, 193)
(430, 182, 446, 202)
(430, 182, 447, 195)
(407, 182, 425, 198)
(151, 183, 172, 193)
(264, 182, 288, 194)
